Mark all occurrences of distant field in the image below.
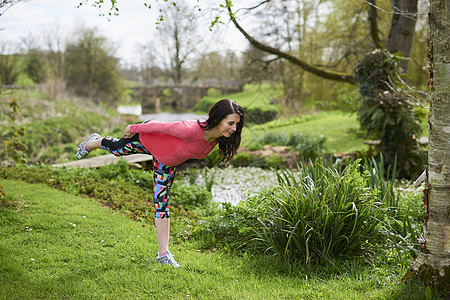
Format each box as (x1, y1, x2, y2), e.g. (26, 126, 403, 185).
(198, 84, 283, 111)
(242, 111, 368, 154)
(226, 84, 283, 108)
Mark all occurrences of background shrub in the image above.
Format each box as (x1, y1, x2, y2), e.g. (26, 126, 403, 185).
(247, 132, 327, 159)
(244, 106, 278, 124)
(354, 49, 427, 179)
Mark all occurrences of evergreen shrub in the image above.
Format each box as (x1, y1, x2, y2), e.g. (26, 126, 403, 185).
(354, 49, 427, 178)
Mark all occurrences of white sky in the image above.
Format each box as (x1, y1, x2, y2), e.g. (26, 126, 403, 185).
(0, 0, 249, 67)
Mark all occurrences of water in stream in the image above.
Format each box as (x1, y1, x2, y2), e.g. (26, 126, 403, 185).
(181, 166, 279, 206)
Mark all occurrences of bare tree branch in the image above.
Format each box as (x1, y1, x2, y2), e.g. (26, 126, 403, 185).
(227, 4, 356, 84)
(234, 0, 271, 14)
(362, 0, 423, 21)
(0, 0, 28, 17)
(313, 50, 358, 69)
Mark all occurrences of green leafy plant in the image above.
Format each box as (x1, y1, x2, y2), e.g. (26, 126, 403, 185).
(254, 159, 383, 264)
(354, 49, 427, 179)
(191, 191, 270, 251)
(288, 133, 327, 159)
(171, 185, 212, 209)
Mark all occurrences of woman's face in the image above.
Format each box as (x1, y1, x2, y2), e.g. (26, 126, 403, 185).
(217, 113, 241, 138)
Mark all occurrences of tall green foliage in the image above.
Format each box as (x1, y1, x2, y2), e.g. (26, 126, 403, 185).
(25, 50, 48, 84)
(0, 54, 20, 84)
(65, 28, 124, 102)
(354, 49, 427, 179)
(255, 160, 383, 264)
(4, 99, 29, 164)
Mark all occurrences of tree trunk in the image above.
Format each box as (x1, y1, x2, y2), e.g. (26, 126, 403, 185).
(386, 0, 418, 73)
(368, 0, 383, 49)
(408, 0, 450, 293)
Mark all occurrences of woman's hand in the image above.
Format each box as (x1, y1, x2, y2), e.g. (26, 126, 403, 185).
(123, 125, 135, 139)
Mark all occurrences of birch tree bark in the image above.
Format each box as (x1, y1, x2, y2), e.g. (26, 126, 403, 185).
(408, 0, 450, 292)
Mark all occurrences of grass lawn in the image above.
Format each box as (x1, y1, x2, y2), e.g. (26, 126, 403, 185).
(242, 111, 368, 154)
(227, 84, 283, 108)
(0, 179, 430, 299)
(200, 84, 282, 110)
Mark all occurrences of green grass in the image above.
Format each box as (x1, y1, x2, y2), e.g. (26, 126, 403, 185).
(243, 111, 367, 153)
(199, 84, 282, 110)
(225, 84, 283, 108)
(0, 179, 434, 299)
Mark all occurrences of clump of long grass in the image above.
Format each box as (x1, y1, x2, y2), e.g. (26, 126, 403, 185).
(203, 168, 215, 193)
(364, 156, 421, 266)
(254, 159, 384, 264)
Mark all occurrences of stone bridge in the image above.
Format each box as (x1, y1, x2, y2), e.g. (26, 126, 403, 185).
(129, 84, 243, 113)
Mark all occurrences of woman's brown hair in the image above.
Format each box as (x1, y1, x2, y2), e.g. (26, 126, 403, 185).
(198, 99, 245, 163)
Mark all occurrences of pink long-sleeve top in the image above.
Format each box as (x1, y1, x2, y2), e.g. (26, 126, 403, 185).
(129, 119, 218, 166)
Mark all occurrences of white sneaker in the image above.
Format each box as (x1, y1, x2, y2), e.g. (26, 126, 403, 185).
(156, 250, 181, 268)
(76, 133, 101, 159)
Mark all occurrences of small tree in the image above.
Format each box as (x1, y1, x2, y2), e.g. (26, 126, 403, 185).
(25, 50, 48, 84)
(64, 28, 124, 103)
(157, 0, 201, 84)
(0, 43, 20, 85)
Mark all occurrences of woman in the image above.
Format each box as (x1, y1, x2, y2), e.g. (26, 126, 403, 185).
(76, 99, 244, 268)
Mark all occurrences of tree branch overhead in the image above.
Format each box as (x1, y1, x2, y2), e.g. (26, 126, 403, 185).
(227, 4, 356, 84)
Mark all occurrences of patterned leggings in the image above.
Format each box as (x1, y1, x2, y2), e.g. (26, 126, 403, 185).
(101, 135, 177, 219)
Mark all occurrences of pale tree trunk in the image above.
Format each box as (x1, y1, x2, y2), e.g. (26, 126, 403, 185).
(408, 0, 450, 292)
(386, 0, 418, 73)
